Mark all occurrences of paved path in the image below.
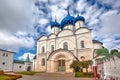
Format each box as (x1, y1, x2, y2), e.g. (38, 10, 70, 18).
(17, 72, 94, 80)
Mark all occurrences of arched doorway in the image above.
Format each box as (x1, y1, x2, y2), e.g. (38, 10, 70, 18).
(27, 66, 31, 71)
(58, 59, 66, 72)
(47, 49, 74, 72)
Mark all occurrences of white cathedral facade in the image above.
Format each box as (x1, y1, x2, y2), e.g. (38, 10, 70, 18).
(33, 13, 103, 72)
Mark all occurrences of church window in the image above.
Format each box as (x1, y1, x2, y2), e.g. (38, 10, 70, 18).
(19, 66, 22, 68)
(41, 58, 45, 66)
(81, 41, 85, 48)
(6, 54, 8, 57)
(3, 53, 5, 56)
(81, 56, 85, 61)
(79, 22, 81, 27)
(2, 62, 5, 65)
(63, 42, 68, 50)
(41, 46, 45, 53)
(51, 45, 54, 52)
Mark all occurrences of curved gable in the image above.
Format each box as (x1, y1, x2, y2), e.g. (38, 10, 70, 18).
(38, 36, 47, 41)
(48, 33, 56, 39)
(75, 27, 90, 34)
(47, 49, 75, 60)
(57, 29, 73, 37)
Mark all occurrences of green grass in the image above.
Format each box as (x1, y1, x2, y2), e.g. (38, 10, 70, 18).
(15, 71, 37, 75)
(0, 75, 11, 80)
(0, 74, 22, 80)
(75, 72, 94, 78)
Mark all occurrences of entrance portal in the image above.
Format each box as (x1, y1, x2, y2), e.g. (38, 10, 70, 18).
(58, 60, 66, 72)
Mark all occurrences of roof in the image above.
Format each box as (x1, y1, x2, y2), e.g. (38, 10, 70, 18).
(25, 54, 30, 62)
(93, 40, 103, 44)
(14, 60, 24, 64)
(74, 14, 85, 23)
(0, 49, 15, 53)
(60, 13, 75, 29)
(50, 20, 60, 28)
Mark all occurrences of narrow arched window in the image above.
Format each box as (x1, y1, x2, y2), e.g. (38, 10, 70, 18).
(51, 45, 54, 52)
(3, 53, 5, 56)
(41, 46, 45, 53)
(63, 42, 68, 50)
(41, 58, 45, 66)
(81, 41, 85, 48)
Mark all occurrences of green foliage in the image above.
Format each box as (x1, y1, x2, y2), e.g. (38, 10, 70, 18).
(110, 49, 119, 55)
(15, 71, 37, 75)
(81, 61, 89, 68)
(70, 60, 92, 72)
(70, 60, 82, 72)
(96, 48, 109, 55)
(75, 72, 94, 77)
(14, 60, 24, 64)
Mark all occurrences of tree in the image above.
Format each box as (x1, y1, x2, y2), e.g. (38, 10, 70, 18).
(70, 60, 82, 72)
(110, 49, 118, 55)
(70, 60, 92, 72)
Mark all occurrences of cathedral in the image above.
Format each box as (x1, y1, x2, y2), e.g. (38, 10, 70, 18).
(33, 12, 103, 72)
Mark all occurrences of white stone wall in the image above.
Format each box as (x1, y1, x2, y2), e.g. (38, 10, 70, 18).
(13, 63, 24, 72)
(93, 43, 103, 49)
(0, 50, 14, 71)
(24, 62, 33, 71)
(51, 27, 59, 34)
(33, 59, 37, 71)
(75, 21, 84, 29)
(104, 56, 120, 79)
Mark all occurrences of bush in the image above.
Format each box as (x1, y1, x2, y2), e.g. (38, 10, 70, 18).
(15, 71, 37, 75)
(70, 60, 82, 72)
(75, 72, 94, 78)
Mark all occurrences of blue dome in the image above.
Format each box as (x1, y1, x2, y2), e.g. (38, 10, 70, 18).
(50, 20, 60, 28)
(60, 14, 75, 29)
(74, 14, 85, 23)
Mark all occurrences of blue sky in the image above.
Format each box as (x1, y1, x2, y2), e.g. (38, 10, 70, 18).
(0, 0, 120, 61)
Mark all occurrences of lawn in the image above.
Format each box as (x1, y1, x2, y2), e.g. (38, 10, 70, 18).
(0, 75, 11, 80)
(15, 71, 37, 75)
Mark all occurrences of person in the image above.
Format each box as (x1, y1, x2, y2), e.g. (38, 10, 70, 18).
(103, 75, 107, 80)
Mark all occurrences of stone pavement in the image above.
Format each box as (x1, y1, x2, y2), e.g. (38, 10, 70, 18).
(17, 72, 94, 80)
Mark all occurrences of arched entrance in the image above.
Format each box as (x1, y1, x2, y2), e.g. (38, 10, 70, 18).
(27, 66, 31, 71)
(58, 59, 66, 72)
(47, 49, 75, 72)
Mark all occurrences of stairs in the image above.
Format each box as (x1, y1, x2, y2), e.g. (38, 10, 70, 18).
(35, 72, 74, 77)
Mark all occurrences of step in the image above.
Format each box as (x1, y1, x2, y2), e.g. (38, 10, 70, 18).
(35, 72, 74, 77)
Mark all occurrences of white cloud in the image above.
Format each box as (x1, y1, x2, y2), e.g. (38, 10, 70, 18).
(76, 0, 88, 13)
(51, 9, 66, 22)
(99, 10, 120, 35)
(0, 0, 36, 51)
(46, 25, 51, 34)
(0, 31, 35, 52)
(98, 0, 120, 9)
(38, 18, 49, 26)
(0, 0, 35, 34)
(18, 52, 35, 61)
(91, 10, 120, 50)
